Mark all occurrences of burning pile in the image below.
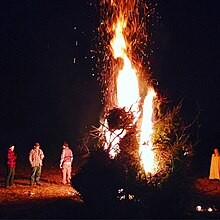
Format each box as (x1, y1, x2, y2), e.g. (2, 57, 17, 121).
(90, 0, 194, 183)
(95, 0, 158, 176)
(73, 0, 197, 217)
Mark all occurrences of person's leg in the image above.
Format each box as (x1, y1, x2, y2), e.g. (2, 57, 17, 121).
(5, 168, 12, 187)
(62, 166, 67, 184)
(35, 166, 42, 183)
(30, 167, 37, 185)
(66, 164, 72, 184)
(10, 168, 15, 186)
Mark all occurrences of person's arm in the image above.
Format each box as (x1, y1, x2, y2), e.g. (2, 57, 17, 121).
(13, 152, 17, 160)
(7, 150, 12, 165)
(12, 151, 17, 163)
(40, 149, 44, 160)
(60, 150, 65, 168)
(29, 150, 33, 166)
(70, 150, 73, 163)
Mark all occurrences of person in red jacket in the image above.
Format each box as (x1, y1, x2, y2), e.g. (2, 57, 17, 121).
(5, 144, 17, 188)
(60, 142, 73, 185)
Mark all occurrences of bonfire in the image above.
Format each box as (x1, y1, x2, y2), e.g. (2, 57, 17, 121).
(88, 0, 195, 184)
(73, 0, 199, 218)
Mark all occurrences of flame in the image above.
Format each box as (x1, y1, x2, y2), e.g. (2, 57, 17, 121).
(117, 56, 139, 114)
(139, 89, 157, 174)
(101, 0, 158, 175)
(103, 16, 140, 158)
(111, 19, 139, 113)
(110, 19, 126, 59)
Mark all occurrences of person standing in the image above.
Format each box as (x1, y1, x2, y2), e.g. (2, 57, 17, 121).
(29, 142, 45, 186)
(209, 148, 220, 180)
(60, 142, 73, 185)
(5, 144, 17, 188)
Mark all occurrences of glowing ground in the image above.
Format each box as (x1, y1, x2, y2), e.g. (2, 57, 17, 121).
(0, 165, 83, 218)
(0, 164, 220, 218)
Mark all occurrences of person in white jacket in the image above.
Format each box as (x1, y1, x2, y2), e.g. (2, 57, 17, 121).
(60, 142, 73, 185)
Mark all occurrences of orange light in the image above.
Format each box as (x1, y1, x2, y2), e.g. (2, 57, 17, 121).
(111, 19, 139, 114)
(104, 13, 140, 158)
(101, 0, 158, 175)
(139, 89, 157, 174)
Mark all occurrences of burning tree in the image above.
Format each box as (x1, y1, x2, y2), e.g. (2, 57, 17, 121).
(73, 0, 197, 218)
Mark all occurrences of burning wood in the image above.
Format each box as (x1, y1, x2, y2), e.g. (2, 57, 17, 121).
(106, 107, 135, 130)
(87, 0, 196, 183)
(71, 1, 201, 218)
(96, 0, 160, 177)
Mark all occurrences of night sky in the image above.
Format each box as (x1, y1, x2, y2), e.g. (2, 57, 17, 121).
(0, 0, 220, 171)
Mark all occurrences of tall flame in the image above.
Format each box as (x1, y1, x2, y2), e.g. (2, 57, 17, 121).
(139, 89, 157, 174)
(103, 16, 140, 158)
(101, 0, 158, 175)
(111, 19, 139, 113)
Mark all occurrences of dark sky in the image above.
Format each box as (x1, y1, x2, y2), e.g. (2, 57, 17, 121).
(156, 1, 220, 170)
(0, 0, 101, 158)
(0, 0, 220, 169)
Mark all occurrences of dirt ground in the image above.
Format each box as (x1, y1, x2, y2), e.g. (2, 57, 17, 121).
(0, 163, 85, 219)
(188, 176, 220, 219)
(194, 177, 220, 200)
(1, 163, 220, 219)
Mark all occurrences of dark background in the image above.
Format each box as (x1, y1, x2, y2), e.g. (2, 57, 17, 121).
(0, 0, 219, 174)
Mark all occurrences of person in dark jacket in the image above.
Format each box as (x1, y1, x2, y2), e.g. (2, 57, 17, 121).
(5, 144, 17, 188)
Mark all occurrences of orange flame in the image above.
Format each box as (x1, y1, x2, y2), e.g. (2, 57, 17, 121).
(101, 0, 158, 175)
(139, 89, 157, 174)
(111, 19, 139, 114)
(102, 15, 140, 158)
